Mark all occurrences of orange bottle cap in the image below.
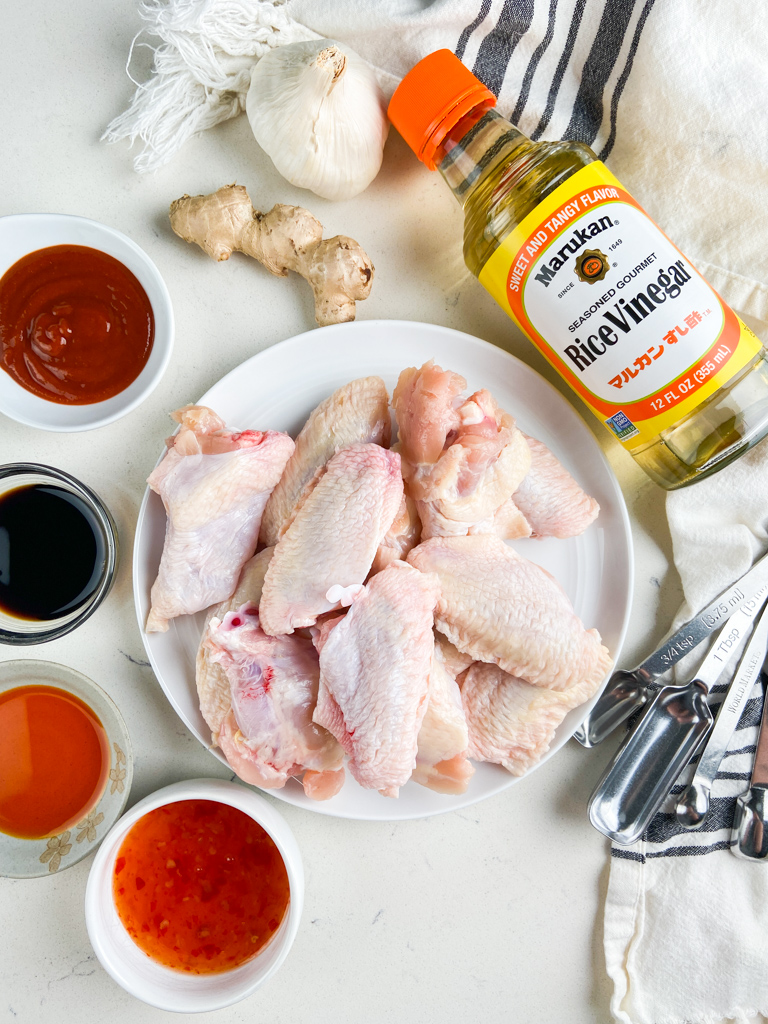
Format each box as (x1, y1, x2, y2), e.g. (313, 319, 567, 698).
(388, 49, 496, 171)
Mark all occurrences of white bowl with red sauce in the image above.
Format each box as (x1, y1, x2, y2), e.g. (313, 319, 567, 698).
(0, 213, 173, 431)
(85, 778, 304, 1012)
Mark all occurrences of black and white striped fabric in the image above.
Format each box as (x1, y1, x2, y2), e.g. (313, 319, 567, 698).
(453, 0, 655, 160)
(605, 441, 768, 1024)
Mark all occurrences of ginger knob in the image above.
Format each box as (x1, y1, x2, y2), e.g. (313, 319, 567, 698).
(169, 184, 374, 326)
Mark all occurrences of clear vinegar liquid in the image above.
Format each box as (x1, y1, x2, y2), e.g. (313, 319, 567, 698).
(436, 106, 768, 489)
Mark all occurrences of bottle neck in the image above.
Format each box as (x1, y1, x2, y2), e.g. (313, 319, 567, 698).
(434, 104, 530, 206)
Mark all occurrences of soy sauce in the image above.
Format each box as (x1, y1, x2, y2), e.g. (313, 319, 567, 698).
(0, 485, 106, 620)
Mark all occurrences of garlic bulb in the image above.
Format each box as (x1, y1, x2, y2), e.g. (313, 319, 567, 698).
(246, 39, 389, 202)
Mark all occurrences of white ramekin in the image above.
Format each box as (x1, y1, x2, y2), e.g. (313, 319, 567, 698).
(0, 213, 174, 431)
(84, 778, 304, 1013)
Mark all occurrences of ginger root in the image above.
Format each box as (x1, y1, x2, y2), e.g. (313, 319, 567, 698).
(169, 184, 374, 326)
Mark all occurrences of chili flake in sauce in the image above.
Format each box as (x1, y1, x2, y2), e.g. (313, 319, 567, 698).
(112, 800, 290, 974)
(0, 244, 154, 404)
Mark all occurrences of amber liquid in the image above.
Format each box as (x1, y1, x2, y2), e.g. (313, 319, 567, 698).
(436, 106, 768, 488)
(0, 685, 109, 838)
(0, 484, 106, 620)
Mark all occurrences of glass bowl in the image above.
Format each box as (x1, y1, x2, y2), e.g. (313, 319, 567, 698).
(85, 778, 304, 1012)
(0, 660, 133, 878)
(0, 212, 174, 431)
(0, 463, 119, 645)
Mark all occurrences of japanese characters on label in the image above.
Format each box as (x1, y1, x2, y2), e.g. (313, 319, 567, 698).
(478, 161, 763, 448)
(522, 201, 726, 408)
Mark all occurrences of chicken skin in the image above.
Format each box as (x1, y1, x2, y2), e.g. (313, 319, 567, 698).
(314, 562, 439, 797)
(146, 405, 294, 632)
(259, 443, 403, 635)
(501, 434, 599, 539)
(370, 493, 422, 575)
(407, 534, 612, 692)
(412, 642, 474, 795)
(196, 545, 274, 741)
(260, 376, 391, 546)
(393, 362, 530, 538)
(206, 605, 344, 797)
(461, 662, 602, 776)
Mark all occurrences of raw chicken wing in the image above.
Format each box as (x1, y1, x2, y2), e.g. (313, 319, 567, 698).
(259, 443, 403, 635)
(260, 376, 391, 546)
(206, 605, 344, 796)
(314, 561, 439, 797)
(370, 493, 422, 574)
(393, 363, 530, 538)
(412, 644, 474, 795)
(196, 545, 274, 741)
(461, 662, 602, 776)
(146, 405, 294, 632)
(501, 434, 599, 538)
(407, 534, 612, 692)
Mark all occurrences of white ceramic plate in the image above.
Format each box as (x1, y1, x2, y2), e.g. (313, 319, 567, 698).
(133, 320, 633, 821)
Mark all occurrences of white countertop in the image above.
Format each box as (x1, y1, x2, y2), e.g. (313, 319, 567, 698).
(0, 3, 682, 1021)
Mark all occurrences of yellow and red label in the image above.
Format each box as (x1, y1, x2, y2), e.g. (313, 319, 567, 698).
(479, 162, 762, 450)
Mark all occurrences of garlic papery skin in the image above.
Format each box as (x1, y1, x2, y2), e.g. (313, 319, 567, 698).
(246, 39, 389, 202)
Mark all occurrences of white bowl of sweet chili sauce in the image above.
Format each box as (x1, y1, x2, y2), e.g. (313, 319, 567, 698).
(85, 778, 304, 1012)
(0, 214, 173, 431)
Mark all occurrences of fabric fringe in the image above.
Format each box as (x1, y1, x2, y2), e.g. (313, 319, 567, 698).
(102, 0, 318, 172)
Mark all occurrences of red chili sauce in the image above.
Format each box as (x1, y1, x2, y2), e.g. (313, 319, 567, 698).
(113, 800, 290, 974)
(0, 244, 154, 404)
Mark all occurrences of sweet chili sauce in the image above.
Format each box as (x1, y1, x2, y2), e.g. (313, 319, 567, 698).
(0, 244, 154, 404)
(0, 685, 109, 839)
(113, 800, 290, 974)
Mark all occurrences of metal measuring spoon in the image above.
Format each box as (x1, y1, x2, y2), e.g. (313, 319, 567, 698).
(588, 589, 768, 845)
(731, 677, 768, 861)
(575, 550, 768, 748)
(675, 606, 768, 828)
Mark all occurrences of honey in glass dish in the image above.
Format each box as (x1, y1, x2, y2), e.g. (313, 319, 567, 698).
(0, 684, 110, 839)
(112, 800, 291, 974)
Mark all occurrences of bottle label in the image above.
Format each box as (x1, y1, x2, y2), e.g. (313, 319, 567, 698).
(478, 161, 762, 450)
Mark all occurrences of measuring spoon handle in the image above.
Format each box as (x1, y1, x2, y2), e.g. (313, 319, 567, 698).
(577, 553, 768, 748)
(676, 609, 768, 828)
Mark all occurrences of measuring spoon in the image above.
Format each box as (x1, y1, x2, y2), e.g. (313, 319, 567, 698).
(675, 605, 768, 828)
(576, 550, 768, 748)
(731, 677, 768, 861)
(588, 588, 768, 845)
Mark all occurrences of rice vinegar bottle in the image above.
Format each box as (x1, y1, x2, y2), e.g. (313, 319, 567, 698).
(388, 49, 768, 488)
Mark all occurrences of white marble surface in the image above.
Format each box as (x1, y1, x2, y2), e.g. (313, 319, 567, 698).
(0, 3, 681, 1022)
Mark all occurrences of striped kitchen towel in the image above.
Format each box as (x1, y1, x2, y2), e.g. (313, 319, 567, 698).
(606, 437, 768, 1024)
(105, 0, 768, 330)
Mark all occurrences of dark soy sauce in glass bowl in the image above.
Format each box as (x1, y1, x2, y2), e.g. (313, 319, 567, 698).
(0, 464, 118, 644)
(0, 484, 106, 619)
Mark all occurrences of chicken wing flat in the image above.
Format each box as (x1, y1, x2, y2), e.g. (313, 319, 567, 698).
(259, 443, 403, 635)
(461, 662, 603, 776)
(407, 534, 612, 692)
(146, 405, 294, 632)
(260, 376, 391, 546)
(507, 434, 599, 538)
(314, 561, 439, 798)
